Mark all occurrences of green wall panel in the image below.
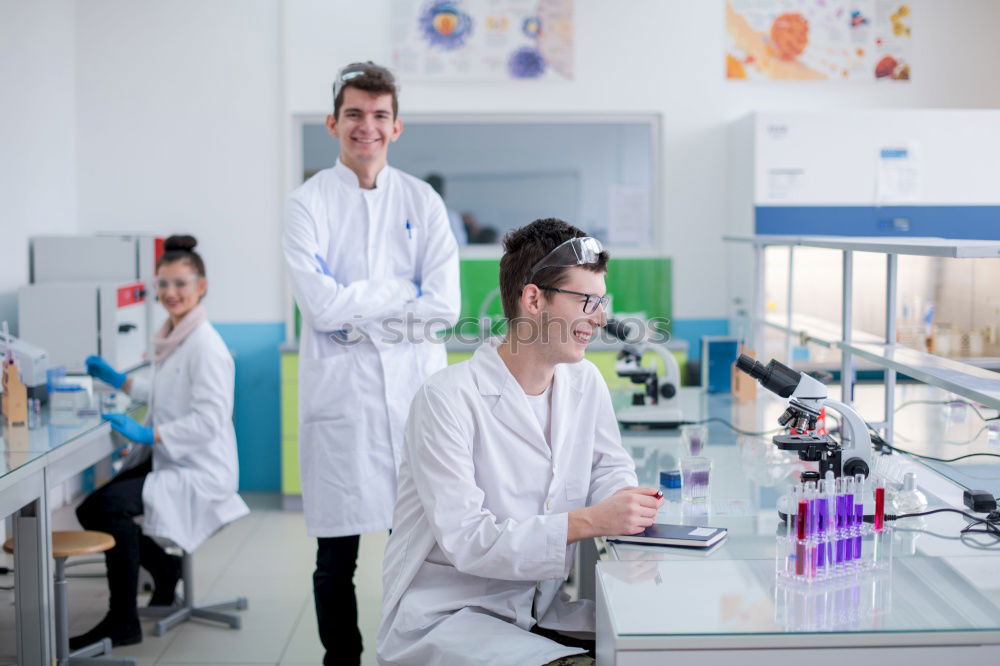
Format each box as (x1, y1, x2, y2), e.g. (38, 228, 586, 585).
(281, 353, 301, 495)
(603, 259, 672, 321)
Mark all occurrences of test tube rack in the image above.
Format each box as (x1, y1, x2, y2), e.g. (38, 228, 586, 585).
(774, 567, 893, 632)
(777, 475, 892, 584)
(776, 524, 893, 584)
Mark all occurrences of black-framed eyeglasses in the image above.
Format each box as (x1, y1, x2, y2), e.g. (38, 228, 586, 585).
(537, 286, 609, 315)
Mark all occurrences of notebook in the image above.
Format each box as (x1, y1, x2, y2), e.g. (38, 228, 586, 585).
(609, 523, 728, 548)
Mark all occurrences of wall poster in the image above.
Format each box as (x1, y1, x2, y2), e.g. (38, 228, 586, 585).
(725, 0, 912, 81)
(392, 0, 574, 81)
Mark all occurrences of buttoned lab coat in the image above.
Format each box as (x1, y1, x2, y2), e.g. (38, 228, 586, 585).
(377, 341, 638, 666)
(283, 160, 460, 537)
(123, 321, 249, 553)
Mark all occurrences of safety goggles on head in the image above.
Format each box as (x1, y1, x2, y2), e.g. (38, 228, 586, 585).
(332, 62, 396, 102)
(527, 236, 604, 283)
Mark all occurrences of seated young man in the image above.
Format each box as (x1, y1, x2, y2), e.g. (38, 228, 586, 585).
(377, 218, 664, 666)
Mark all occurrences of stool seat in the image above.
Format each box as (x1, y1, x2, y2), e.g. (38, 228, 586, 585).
(3, 530, 116, 558)
(5, 529, 134, 664)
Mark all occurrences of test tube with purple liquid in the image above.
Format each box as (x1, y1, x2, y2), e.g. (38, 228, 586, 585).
(844, 477, 856, 564)
(835, 477, 848, 566)
(815, 480, 829, 573)
(853, 474, 865, 560)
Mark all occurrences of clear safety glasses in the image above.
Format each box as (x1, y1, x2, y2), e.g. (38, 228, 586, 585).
(538, 286, 610, 315)
(332, 62, 396, 101)
(527, 236, 604, 282)
(156, 275, 200, 292)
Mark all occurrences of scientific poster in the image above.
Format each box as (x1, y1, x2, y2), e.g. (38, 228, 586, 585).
(391, 0, 573, 81)
(725, 0, 912, 81)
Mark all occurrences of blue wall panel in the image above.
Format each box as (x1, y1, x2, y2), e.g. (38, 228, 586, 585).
(670, 318, 730, 360)
(214, 322, 285, 492)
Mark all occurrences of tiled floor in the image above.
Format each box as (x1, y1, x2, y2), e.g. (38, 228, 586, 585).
(0, 493, 389, 665)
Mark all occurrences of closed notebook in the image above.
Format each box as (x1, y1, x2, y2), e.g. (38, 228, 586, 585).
(609, 523, 727, 548)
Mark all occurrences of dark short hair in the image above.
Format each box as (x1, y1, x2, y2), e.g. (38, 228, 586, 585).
(498, 218, 609, 322)
(157, 234, 206, 277)
(425, 173, 445, 197)
(333, 62, 399, 118)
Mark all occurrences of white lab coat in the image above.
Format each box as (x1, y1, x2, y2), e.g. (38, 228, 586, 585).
(447, 208, 467, 246)
(377, 341, 638, 666)
(282, 160, 460, 537)
(123, 321, 249, 553)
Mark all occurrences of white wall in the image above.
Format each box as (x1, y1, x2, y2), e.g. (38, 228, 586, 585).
(74, 0, 283, 323)
(283, 0, 1000, 320)
(0, 0, 78, 334)
(5, 0, 1000, 328)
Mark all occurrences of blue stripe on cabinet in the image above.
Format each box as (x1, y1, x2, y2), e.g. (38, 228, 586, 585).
(756, 205, 1000, 239)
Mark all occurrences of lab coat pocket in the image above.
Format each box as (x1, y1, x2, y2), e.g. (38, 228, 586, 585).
(299, 354, 355, 423)
(300, 418, 369, 494)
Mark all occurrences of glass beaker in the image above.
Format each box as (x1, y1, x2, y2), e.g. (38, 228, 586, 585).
(681, 456, 712, 503)
(682, 424, 708, 456)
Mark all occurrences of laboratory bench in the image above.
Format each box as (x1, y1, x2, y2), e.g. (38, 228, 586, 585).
(596, 383, 1000, 664)
(0, 395, 143, 665)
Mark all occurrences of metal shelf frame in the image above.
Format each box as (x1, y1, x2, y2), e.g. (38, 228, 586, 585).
(726, 234, 1000, 442)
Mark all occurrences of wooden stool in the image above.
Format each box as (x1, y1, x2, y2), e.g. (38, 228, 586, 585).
(4, 531, 137, 666)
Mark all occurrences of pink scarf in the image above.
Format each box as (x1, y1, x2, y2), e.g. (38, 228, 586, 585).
(152, 303, 207, 363)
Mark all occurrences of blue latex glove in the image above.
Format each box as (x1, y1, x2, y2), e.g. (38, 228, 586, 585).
(103, 413, 154, 446)
(412, 280, 422, 298)
(86, 355, 126, 389)
(314, 253, 334, 278)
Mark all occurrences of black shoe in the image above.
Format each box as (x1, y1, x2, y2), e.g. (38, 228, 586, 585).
(148, 554, 182, 607)
(69, 614, 142, 651)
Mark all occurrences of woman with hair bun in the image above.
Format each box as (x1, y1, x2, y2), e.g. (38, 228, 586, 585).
(72, 234, 249, 649)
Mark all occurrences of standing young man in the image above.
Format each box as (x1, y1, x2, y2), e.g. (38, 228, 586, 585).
(377, 218, 663, 665)
(282, 62, 460, 665)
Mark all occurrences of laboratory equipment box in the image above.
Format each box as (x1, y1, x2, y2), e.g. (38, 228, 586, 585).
(18, 281, 149, 373)
(30, 234, 164, 283)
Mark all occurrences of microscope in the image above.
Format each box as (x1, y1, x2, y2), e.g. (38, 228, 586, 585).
(605, 319, 683, 428)
(735, 355, 877, 522)
(734, 354, 873, 481)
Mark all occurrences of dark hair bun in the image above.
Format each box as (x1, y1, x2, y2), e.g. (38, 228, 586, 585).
(164, 234, 197, 253)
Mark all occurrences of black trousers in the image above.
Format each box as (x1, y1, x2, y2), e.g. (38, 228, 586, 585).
(531, 625, 597, 657)
(314, 535, 362, 666)
(75, 459, 178, 623)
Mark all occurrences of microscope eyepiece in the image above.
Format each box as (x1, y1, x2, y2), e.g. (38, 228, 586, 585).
(734, 354, 802, 398)
(735, 354, 767, 380)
